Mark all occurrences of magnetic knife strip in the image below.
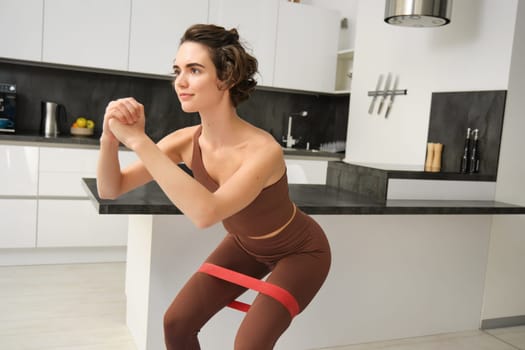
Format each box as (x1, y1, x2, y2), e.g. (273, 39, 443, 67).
(198, 263, 300, 318)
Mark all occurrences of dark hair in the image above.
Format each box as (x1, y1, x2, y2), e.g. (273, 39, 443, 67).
(180, 24, 258, 107)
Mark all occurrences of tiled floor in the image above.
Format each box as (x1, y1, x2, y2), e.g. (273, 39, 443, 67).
(0, 262, 524, 350)
(320, 328, 525, 350)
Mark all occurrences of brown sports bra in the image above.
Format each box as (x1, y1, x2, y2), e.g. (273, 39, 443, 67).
(191, 125, 295, 237)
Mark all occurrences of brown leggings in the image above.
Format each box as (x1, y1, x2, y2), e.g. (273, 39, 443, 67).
(163, 210, 331, 350)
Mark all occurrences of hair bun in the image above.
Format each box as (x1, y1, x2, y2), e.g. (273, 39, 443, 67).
(227, 28, 240, 43)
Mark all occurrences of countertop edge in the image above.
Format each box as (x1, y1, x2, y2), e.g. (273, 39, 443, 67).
(82, 178, 525, 216)
(1, 134, 343, 161)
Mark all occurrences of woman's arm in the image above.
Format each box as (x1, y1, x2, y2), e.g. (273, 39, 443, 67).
(107, 98, 284, 229)
(127, 134, 282, 228)
(96, 99, 187, 199)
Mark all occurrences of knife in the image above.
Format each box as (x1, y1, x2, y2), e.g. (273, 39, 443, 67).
(377, 73, 392, 115)
(384, 75, 398, 119)
(368, 74, 383, 114)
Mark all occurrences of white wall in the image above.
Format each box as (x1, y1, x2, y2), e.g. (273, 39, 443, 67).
(482, 0, 525, 322)
(345, 0, 518, 169)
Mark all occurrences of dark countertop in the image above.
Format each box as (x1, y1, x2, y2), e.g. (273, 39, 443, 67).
(82, 178, 525, 216)
(0, 132, 101, 148)
(0, 132, 344, 160)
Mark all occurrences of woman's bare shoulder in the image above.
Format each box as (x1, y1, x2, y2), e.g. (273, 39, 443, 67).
(159, 125, 199, 146)
(157, 125, 200, 163)
(247, 126, 283, 160)
(252, 125, 281, 147)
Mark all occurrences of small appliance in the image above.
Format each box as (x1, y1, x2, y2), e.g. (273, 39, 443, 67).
(0, 83, 16, 133)
(41, 101, 66, 138)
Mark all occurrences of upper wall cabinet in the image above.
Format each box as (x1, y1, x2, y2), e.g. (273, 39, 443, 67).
(208, 0, 279, 87)
(128, 0, 208, 76)
(42, 0, 131, 71)
(0, 0, 43, 61)
(273, 2, 340, 93)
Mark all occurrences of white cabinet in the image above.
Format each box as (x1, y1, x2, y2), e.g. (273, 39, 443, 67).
(38, 147, 99, 196)
(0, 145, 39, 196)
(285, 159, 327, 184)
(0, 0, 43, 61)
(0, 145, 39, 248)
(208, 0, 279, 87)
(38, 147, 137, 196)
(128, 0, 208, 75)
(335, 49, 354, 92)
(273, 2, 340, 92)
(36, 147, 136, 248)
(42, 0, 131, 70)
(37, 200, 127, 247)
(0, 199, 37, 248)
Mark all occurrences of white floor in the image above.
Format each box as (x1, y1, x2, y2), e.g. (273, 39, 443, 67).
(0, 263, 524, 350)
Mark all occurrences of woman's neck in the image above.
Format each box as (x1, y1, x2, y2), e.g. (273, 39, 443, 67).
(199, 105, 245, 148)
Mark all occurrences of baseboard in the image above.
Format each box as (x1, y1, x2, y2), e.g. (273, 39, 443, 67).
(481, 315, 525, 329)
(0, 246, 126, 266)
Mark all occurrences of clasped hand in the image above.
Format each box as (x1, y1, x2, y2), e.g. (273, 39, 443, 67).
(103, 97, 147, 150)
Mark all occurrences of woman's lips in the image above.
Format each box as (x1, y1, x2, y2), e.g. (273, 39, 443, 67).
(179, 93, 193, 101)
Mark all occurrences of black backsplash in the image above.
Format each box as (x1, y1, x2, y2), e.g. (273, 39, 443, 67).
(0, 61, 349, 148)
(427, 90, 506, 177)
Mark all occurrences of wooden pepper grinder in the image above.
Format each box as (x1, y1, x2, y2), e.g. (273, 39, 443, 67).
(425, 143, 435, 172)
(431, 143, 443, 172)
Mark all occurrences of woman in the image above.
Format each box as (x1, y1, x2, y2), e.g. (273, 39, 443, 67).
(97, 24, 331, 349)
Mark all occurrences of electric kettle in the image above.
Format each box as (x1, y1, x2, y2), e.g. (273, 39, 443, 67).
(41, 101, 66, 138)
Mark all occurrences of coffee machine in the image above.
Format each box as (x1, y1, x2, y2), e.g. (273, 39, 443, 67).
(0, 83, 16, 133)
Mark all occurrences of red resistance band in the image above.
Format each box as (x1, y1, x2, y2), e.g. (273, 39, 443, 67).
(198, 263, 300, 319)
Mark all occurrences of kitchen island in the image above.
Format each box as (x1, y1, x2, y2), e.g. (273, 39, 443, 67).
(83, 178, 525, 350)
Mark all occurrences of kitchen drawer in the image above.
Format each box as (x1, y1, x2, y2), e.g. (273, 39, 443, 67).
(285, 159, 327, 184)
(38, 147, 98, 196)
(39, 147, 99, 172)
(39, 147, 138, 172)
(37, 199, 128, 247)
(0, 199, 37, 248)
(0, 145, 39, 196)
(38, 148, 139, 196)
(39, 172, 95, 197)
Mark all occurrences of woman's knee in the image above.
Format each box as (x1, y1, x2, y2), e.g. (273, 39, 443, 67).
(163, 308, 199, 346)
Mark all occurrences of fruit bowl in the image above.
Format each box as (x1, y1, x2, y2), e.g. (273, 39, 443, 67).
(70, 127, 94, 136)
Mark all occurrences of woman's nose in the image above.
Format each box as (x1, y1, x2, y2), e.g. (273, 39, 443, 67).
(175, 73, 188, 88)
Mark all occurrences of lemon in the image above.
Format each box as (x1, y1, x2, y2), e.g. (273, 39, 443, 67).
(86, 120, 95, 129)
(76, 117, 87, 128)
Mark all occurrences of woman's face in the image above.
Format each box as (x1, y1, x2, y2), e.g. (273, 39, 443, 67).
(172, 42, 226, 113)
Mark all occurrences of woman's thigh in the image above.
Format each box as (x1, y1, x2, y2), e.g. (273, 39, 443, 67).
(164, 234, 270, 330)
(234, 225, 331, 349)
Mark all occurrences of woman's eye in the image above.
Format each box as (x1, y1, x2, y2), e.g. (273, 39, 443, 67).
(191, 68, 200, 74)
(172, 71, 180, 78)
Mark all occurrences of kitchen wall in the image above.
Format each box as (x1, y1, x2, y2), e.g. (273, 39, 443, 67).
(0, 61, 348, 149)
(346, 0, 525, 330)
(345, 0, 517, 169)
(482, 0, 525, 325)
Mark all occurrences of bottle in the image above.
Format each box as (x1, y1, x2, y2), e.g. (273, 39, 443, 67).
(460, 127, 471, 173)
(431, 143, 443, 172)
(468, 129, 480, 173)
(425, 143, 435, 172)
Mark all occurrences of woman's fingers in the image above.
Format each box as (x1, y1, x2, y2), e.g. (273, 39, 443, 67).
(105, 97, 144, 125)
(118, 98, 142, 124)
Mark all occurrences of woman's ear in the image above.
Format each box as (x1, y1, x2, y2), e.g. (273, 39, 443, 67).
(216, 79, 230, 91)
